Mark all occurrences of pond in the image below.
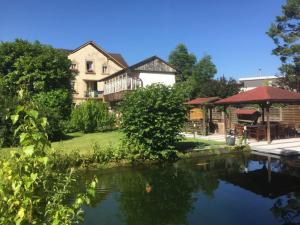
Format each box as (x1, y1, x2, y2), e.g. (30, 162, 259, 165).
(76, 153, 300, 225)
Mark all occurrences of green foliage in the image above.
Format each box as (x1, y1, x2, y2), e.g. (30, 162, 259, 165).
(0, 39, 73, 94)
(201, 75, 241, 99)
(0, 105, 97, 224)
(168, 43, 196, 82)
(168, 44, 240, 99)
(0, 39, 74, 141)
(267, 0, 300, 92)
(33, 89, 72, 140)
(0, 94, 17, 147)
(70, 100, 115, 133)
(191, 55, 217, 97)
(120, 84, 187, 153)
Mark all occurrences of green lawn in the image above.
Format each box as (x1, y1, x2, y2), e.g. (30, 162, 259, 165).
(52, 130, 123, 155)
(1, 131, 224, 156)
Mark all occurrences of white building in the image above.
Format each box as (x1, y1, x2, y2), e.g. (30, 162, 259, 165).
(99, 56, 177, 102)
(239, 76, 278, 91)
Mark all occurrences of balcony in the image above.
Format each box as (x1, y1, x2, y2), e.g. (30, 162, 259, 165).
(84, 90, 103, 98)
(103, 75, 142, 102)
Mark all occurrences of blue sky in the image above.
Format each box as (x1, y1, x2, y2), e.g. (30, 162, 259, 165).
(0, 0, 285, 79)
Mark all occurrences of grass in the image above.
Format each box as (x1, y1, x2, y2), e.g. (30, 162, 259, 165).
(53, 130, 123, 155)
(1, 130, 224, 156)
(177, 137, 225, 152)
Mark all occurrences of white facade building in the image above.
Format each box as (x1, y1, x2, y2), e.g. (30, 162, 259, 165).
(239, 76, 278, 91)
(100, 56, 177, 102)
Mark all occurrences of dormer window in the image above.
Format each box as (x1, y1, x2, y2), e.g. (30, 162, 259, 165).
(86, 61, 94, 73)
(102, 65, 107, 74)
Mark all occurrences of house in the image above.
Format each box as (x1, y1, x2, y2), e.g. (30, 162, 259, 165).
(99, 56, 177, 102)
(239, 76, 278, 91)
(68, 41, 128, 104)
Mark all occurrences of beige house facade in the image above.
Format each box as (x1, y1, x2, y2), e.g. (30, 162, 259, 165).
(68, 41, 127, 104)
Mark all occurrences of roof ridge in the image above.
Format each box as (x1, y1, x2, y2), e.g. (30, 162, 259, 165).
(69, 41, 127, 68)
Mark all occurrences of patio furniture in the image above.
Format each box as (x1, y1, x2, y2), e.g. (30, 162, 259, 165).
(247, 125, 266, 141)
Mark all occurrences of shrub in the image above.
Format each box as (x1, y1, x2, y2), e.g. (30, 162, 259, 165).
(33, 89, 73, 140)
(120, 84, 187, 152)
(0, 39, 74, 142)
(70, 100, 115, 133)
(0, 105, 97, 224)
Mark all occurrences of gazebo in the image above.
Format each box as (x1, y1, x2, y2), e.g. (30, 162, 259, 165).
(185, 97, 219, 135)
(215, 86, 300, 144)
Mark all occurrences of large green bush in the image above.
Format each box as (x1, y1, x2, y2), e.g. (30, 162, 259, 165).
(120, 84, 187, 152)
(0, 39, 74, 142)
(70, 100, 115, 133)
(33, 89, 72, 140)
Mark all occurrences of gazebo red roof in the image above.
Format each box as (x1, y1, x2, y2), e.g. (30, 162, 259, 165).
(185, 97, 219, 105)
(215, 86, 300, 105)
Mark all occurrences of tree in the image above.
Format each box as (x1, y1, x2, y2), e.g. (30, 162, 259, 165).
(120, 84, 187, 153)
(203, 75, 241, 99)
(267, 0, 300, 92)
(168, 44, 196, 82)
(191, 55, 217, 97)
(0, 39, 74, 141)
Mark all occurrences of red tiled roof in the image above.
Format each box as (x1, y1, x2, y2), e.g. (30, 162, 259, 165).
(216, 86, 300, 105)
(185, 97, 219, 105)
(235, 109, 259, 115)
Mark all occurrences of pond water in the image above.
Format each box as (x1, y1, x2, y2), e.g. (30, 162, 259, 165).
(76, 153, 300, 225)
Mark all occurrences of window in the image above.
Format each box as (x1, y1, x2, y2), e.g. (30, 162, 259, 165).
(102, 65, 107, 74)
(70, 63, 77, 70)
(71, 80, 76, 93)
(86, 61, 94, 72)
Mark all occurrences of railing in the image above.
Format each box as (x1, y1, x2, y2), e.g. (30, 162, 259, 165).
(84, 90, 103, 98)
(103, 74, 142, 95)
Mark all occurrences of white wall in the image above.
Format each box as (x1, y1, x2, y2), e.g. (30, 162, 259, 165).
(139, 72, 176, 87)
(239, 76, 278, 92)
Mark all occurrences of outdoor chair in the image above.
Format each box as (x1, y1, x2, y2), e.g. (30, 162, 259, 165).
(247, 126, 266, 141)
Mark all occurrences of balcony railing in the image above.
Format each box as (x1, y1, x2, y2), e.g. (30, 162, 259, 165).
(104, 74, 142, 95)
(84, 90, 103, 98)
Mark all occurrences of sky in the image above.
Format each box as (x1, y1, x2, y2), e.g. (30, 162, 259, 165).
(0, 0, 286, 79)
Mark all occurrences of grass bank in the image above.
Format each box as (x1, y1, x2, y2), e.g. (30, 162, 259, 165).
(1, 131, 233, 165)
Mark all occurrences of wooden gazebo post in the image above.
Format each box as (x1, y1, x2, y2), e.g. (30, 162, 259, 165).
(266, 102, 271, 144)
(202, 105, 207, 136)
(259, 104, 265, 123)
(223, 106, 228, 140)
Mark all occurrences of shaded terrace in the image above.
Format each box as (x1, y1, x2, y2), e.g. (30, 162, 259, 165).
(215, 86, 300, 144)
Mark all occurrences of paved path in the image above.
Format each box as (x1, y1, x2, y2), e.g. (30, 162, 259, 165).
(183, 133, 300, 156)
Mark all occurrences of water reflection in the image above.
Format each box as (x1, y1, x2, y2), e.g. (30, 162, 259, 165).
(76, 153, 300, 225)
